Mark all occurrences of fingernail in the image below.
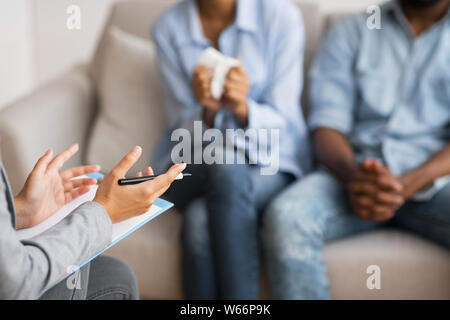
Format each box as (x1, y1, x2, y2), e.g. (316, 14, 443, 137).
(132, 146, 142, 156)
(176, 163, 187, 170)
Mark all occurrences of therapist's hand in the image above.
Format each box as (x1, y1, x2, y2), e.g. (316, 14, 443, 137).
(93, 146, 186, 224)
(15, 144, 100, 229)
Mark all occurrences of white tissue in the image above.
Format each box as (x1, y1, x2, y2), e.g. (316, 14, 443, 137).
(197, 47, 240, 100)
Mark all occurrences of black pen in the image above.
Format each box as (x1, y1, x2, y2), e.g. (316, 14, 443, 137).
(118, 173, 192, 185)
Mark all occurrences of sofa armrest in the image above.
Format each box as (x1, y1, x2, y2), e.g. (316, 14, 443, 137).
(0, 64, 97, 194)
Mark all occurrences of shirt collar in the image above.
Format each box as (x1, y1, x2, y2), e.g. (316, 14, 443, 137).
(186, 0, 208, 46)
(445, 3, 450, 18)
(183, 0, 258, 46)
(386, 1, 412, 31)
(235, 0, 258, 33)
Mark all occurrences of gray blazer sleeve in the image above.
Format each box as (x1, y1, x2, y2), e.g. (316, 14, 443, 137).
(0, 169, 112, 300)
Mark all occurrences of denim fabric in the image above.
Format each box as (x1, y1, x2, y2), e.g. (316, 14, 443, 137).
(165, 163, 293, 299)
(308, 1, 450, 200)
(39, 256, 139, 300)
(262, 170, 450, 299)
(151, 0, 311, 178)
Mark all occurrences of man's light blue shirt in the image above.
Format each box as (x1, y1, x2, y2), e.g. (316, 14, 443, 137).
(151, 0, 311, 177)
(309, 1, 450, 200)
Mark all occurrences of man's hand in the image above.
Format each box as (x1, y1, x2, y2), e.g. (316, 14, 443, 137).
(93, 146, 186, 224)
(224, 65, 250, 126)
(14, 144, 100, 229)
(348, 160, 405, 222)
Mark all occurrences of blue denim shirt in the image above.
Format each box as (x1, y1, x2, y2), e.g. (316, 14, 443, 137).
(309, 1, 450, 200)
(151, 0, 311, 177)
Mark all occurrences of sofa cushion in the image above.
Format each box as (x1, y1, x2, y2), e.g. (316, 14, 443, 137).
(106, 215, 450, 299)
(324, 229, 450, 299)
(87, 27, 166, 175)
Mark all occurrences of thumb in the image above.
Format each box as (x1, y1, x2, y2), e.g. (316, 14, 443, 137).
(166, 163, 187, 180)
(111, 146, 142, 178)
(152, 163, 187, 188)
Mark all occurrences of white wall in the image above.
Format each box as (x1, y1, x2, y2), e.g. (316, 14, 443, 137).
(0, 0, 384, 109)
(0, 0, 35, 108)
(0, 0, 116, 109)
(33, 0, 117, 85)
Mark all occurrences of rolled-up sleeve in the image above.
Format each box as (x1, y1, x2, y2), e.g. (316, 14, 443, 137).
(308, 18, 359, 134)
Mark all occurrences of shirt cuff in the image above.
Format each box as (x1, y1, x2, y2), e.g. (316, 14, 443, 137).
(308, 109, 353, 134)
(81, 201, 113, 242)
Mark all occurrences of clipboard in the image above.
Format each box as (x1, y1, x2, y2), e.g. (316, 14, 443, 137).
(16, 173, 173, 289)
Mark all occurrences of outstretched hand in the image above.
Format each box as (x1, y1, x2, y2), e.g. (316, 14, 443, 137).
(348, 159, 405, 222)
(93, 146, 186, 224)
(15, 144, 100, 229)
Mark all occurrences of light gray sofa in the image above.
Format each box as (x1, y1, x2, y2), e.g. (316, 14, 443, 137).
(1, 0, 449, 299)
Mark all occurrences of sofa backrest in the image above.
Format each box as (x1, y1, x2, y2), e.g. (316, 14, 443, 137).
(91, 0, 177, 82)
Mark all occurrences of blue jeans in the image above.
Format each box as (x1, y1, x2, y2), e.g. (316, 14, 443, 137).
(165, 163, 293, 299)
(262, 170, 450, 299)
(40, 256, 139, 300)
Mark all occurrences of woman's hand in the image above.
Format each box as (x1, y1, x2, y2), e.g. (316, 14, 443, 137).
(192, 65, 223, 127)
(224, 65, 250, 126)
(93, 146, 186, 224)
(15, 144, 100, 229)
(192, 65, 222, 112)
